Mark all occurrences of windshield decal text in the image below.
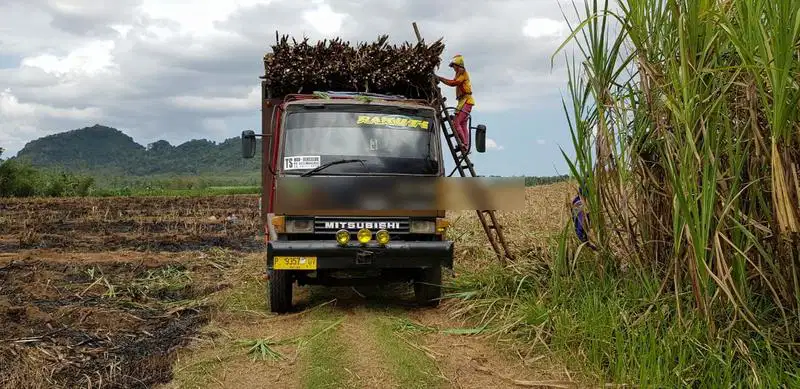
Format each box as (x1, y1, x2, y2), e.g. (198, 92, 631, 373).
(356, 115, 429, 130)
(284, 155, 321, 170)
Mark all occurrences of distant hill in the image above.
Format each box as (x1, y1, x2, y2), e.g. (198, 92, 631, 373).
(13, 125, 262, 176)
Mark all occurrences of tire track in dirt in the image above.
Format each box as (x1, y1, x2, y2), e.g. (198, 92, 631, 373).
(296, 285, 448, 389)
(405, 308, 572, 389)
(336, 307, 399, 388)
(296, 286, 405, 388)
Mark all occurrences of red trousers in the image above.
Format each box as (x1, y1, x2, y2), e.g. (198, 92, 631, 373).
(454, 103, 473, 151)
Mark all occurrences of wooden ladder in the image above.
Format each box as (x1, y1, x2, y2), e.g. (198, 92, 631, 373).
(413, 22, 515, 263)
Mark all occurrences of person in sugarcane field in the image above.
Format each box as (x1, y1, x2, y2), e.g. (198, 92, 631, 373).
(571, 185, 596, 250)
(437, 54, 475, 154)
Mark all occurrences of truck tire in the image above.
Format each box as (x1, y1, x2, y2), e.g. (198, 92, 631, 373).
(269, 270, 293, 313)
(414, 265, 442, 307)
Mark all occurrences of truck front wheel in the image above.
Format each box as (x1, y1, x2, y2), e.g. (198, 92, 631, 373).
(269, 270, 293, 313)
(414, 265, 442, 307)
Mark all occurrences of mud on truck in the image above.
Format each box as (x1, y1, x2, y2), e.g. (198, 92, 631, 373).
(240, 35, 488, 313)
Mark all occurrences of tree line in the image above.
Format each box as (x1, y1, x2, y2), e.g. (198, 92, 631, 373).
(0, 148, 96, 197)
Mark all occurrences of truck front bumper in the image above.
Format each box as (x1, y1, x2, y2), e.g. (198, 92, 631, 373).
(267, 240, 453, 270)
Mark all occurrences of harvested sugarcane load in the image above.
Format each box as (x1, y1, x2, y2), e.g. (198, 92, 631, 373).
(262, 33, 445, 100)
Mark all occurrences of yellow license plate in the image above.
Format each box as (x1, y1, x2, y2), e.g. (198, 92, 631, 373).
(273, 256, 317, 270)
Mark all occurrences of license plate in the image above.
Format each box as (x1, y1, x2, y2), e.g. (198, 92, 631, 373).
(273, 256, 317, 270)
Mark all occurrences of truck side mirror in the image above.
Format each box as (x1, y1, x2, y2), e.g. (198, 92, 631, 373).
(475, 124, 487, 153)
(242, 130, 256, 159)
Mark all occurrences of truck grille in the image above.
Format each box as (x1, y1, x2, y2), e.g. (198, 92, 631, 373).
(314, 216, 410, 234)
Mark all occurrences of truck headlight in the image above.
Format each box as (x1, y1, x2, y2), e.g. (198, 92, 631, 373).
(286, 219, 314, 233)
(271, 215, 285, 233)
(409, 220, 435, 234)
(435, 218, 450, 234)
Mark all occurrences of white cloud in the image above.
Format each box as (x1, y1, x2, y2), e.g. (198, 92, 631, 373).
(536, 139, 546, 145)
(139, 0, 276, 37)
(1, 89, 101, 120)
(201, 117, 228, 133)
(469, 67, 567, 112)
(522, 17, 568, 39)
(169, 86, 260, 114)
(0, 89, 34, 118)
(111, 24, 133, 38)
(303, 3, 347, 36)
(486, 138, 504, 151)
(21, 40, 118, 77)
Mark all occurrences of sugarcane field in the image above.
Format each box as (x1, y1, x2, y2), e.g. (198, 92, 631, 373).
(2, 0, 800, 388)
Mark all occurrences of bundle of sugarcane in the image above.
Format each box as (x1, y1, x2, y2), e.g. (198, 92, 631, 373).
(263, 33, 445, 99)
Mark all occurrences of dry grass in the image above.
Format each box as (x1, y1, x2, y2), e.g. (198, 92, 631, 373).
(0, 347, 51, 389)
(446, 182, 576, 271)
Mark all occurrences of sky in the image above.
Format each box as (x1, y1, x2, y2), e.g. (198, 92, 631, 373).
(0, 0, 583, 177)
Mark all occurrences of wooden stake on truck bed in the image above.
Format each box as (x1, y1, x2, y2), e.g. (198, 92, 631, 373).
(412, 22, 515, 263)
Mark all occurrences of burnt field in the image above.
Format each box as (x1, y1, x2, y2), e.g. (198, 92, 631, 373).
(0, 196, 262, 252)
(0, 195, 263, 388)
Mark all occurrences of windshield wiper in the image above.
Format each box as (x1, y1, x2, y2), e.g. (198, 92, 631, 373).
(300, 159, 367, 177)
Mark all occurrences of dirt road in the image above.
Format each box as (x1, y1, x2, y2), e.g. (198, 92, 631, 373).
(164, 253, 570, 389)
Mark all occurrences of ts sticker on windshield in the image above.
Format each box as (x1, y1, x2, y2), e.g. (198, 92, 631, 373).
(356, 115, 429, 130)
(284, 155, 321, 170)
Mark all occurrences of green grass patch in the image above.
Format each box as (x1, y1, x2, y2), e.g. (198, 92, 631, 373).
(391, 317, 437, 334)
(218, 274, 266, 315)
(202, 249, 268, 316)
(127, 265, 193, 299)
(372, 314, 445, 389)
(447, 247, 800, 388)
(237, 337, 290, 361)
(298, 308, 352, 389)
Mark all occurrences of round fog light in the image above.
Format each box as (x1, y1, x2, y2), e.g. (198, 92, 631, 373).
(357, 228, 372, 244)
(376, 229, 390, 245)
(335, 229, 350, 245)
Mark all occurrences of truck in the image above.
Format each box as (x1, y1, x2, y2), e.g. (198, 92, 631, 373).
(241, 87, 487, 313)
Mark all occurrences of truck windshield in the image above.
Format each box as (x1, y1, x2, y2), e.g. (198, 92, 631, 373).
(281, 107, 439, 175)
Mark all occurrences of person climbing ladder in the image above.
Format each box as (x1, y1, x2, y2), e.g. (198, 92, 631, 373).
(437, 54, 475, 153)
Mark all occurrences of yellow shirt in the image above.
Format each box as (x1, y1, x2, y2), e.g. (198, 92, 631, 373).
(440, 70, 476, 109)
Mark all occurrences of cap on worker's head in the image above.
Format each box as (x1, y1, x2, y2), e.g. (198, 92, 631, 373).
(448, 54, 465, 68)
